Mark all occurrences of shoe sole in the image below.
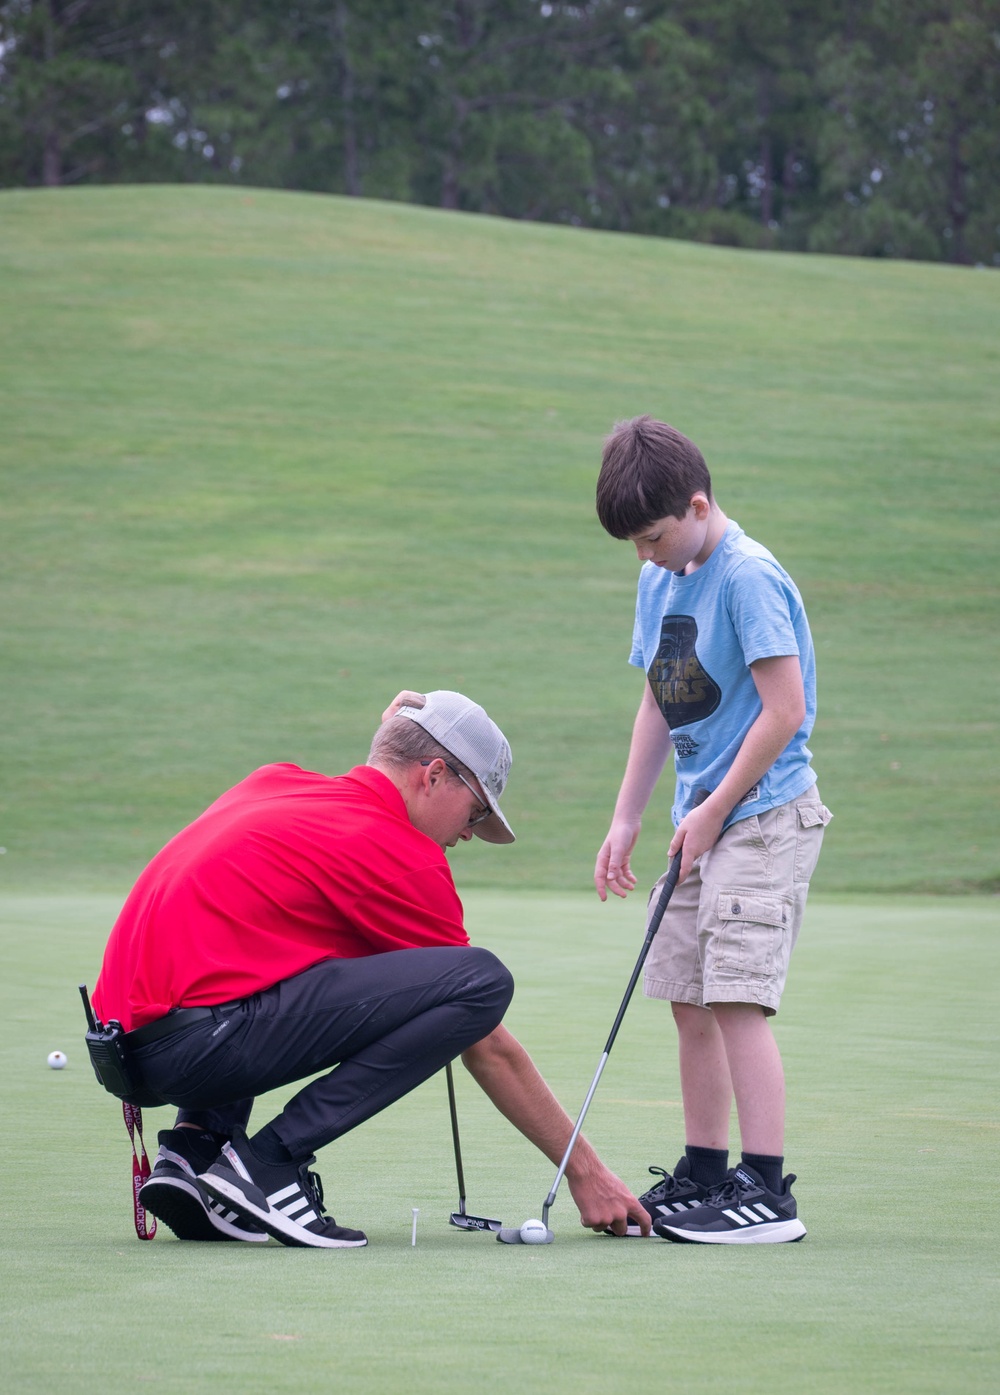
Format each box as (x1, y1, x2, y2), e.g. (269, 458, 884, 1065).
(658, 1219, 807, 1244)
(200, 1169, 368, 1249)
(140, 1175, 269, 1243)
(606, 1197, 705, 1237)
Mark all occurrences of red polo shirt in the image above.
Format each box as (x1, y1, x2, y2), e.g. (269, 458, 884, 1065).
(94, 764, 469, 1031)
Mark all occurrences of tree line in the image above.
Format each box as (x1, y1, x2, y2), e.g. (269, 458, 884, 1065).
(1, 1, 997, 265)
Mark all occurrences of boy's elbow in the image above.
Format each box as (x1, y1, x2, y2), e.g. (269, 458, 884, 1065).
(766, 693, 805, 740)
(780, 698, 806, 739)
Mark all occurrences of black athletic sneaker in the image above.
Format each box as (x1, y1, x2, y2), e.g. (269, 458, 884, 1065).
(610, 1157, 709, 1237)
(139, 1130, 268, 1243)
(653, 1164, 806, 1244)
(638, 1157, 710, 1226)
(200, 1128, 368, 1249)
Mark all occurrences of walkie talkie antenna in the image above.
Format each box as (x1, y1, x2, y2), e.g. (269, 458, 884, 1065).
(79, 983, 98, 1033)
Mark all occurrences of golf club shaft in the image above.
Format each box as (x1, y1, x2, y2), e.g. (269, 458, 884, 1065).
(541, 848, 683, 1224)
(445, 1060, 467, 1213)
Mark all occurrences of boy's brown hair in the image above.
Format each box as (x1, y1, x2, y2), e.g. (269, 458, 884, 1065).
(596, 415, 712, 538)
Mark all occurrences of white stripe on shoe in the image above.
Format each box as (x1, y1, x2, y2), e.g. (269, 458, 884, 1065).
(268, 1181, 320, 1225)
(159, 1146, 198, 1175)
(221, 1141, 256, 1184)
(650, 1200, 703, 1220)
(273, 1199, 319, 1226)
(201, 1169, 365, 1248)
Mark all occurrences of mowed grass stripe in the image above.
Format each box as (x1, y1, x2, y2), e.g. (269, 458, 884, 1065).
(1, 891, 998, 1393)
(0, 184, 996, 895)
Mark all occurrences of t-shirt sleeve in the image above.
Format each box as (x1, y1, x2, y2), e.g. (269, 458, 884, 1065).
(629, 600, 644, 668)
(349, 864, 470, 953)
(724, 558, 801, 666)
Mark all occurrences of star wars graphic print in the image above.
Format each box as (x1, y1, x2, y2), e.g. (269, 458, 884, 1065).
(647, 615, 722, 729)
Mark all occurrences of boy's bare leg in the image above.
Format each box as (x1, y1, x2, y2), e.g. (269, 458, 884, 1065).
(672, 1001, 733, 1149)
(710, 1002, 785, 1156)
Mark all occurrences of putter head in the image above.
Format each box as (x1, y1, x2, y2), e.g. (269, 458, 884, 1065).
(449, 1211, 502, 1233)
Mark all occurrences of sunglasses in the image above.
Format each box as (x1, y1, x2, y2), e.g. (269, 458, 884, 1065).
(420, 760, 492, 827)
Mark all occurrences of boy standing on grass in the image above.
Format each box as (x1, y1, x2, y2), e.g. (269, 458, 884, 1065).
(593, 416, 831, 1244)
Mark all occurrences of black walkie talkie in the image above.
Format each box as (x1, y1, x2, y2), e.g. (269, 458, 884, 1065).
(78, 984, 161, 1105)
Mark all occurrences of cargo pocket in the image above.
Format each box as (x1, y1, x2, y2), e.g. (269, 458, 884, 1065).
(712, 890, 791, 977)
(794, 801, 832, 882)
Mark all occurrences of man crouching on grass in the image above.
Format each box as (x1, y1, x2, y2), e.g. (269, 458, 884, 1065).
(91, 689, 648, 1248)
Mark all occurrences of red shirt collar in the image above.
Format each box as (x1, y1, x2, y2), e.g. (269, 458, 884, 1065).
(343, 764, 410, 820)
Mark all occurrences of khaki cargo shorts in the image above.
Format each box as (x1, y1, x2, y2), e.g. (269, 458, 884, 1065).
(643, 789, 832, 1016)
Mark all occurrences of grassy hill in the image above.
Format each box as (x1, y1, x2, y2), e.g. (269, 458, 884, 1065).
(0, 185, 996, 895)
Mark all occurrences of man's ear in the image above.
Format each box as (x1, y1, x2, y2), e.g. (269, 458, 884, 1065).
(420, 757, 448, 791)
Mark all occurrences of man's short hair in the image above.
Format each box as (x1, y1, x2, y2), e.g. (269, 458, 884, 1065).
(369, 715, 475, 783)
(596, 415, 713, 538)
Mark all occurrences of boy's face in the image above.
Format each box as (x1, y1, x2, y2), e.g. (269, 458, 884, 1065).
(629, 493, 714, 574)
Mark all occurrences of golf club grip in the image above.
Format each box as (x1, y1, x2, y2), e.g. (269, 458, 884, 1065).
(647, 849, 683, 939)
(644, 784, 711, 942)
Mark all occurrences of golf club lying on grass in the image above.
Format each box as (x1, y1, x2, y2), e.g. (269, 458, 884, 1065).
(498, 796, 707, 1245)
(445, 1061, 502, 1233)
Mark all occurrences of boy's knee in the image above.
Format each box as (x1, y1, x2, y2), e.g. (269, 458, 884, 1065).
(671, 1000, 715, 1033)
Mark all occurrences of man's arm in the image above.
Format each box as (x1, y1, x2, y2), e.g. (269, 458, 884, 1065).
(461, 1025, 649, 1235)
(669, 654, 806, 881)
(594, 680, 673, 901)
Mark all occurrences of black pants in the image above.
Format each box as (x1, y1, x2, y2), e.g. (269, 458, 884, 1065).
(130, 946, 513, 1159)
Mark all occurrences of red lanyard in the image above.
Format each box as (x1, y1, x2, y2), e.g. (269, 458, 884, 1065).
(123, 1101, 157, 1241)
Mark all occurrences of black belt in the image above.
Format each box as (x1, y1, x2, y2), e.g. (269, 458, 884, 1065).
(126, 1000, 244, 1048)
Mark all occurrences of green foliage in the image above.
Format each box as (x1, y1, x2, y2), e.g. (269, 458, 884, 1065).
(1, 1, 997, 262)
(809, 2, 1000, 263)
(0, 0, 141, 185)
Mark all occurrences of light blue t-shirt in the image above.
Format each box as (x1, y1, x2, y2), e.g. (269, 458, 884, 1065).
(629, 521, 817, 829)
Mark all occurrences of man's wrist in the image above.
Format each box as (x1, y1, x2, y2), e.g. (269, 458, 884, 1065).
(564, 1138, 600, 1183)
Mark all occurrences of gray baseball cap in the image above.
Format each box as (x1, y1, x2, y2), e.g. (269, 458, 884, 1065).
(396, 690, 515, 844)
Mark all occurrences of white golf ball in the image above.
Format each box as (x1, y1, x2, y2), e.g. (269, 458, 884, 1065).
(519, 1218, 549, 1244)
(47, 1050, 67, 1070)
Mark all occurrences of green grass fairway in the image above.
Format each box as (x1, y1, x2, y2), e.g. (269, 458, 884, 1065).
(1, 186, 998, 896)
(1, 188, 997, 1390)
(2, 890, 998, 1394)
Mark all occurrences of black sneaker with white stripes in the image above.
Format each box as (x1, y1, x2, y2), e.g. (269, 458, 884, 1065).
(200, 1128, 367, 1249)
(653, 1164, 806, 1244)
(139, 1129, 268, 1243)
(610, 1157, 708, 1237)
